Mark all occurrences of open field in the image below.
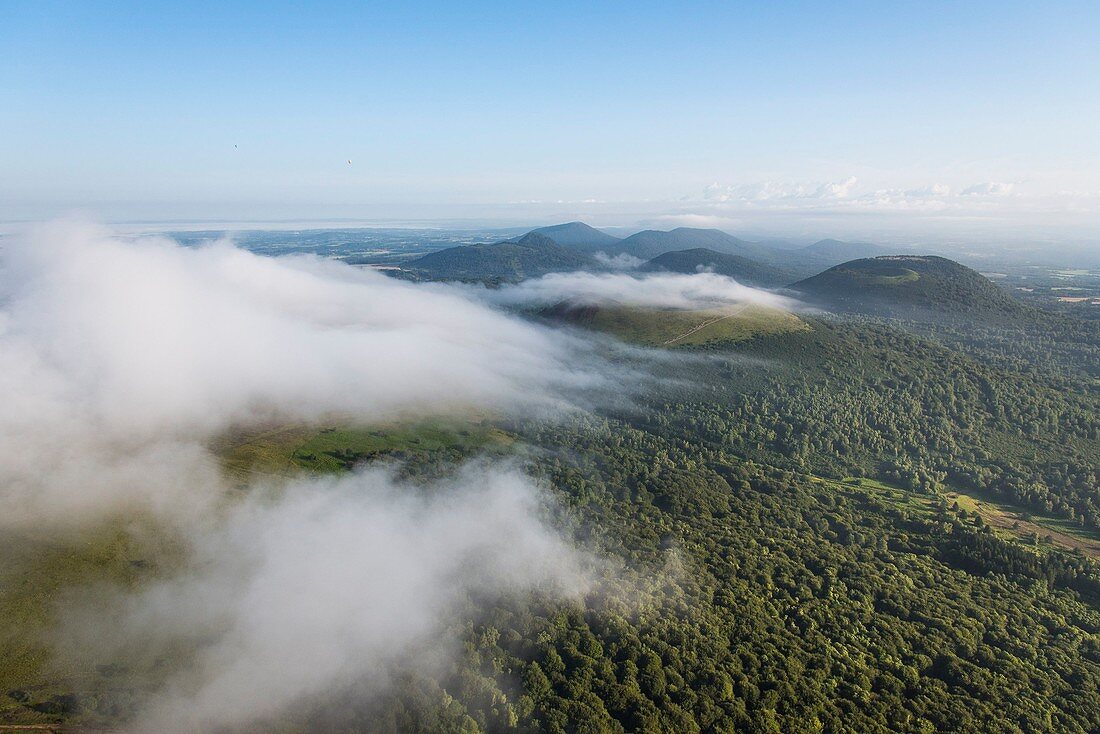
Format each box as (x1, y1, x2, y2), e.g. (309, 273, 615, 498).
(215, 419, 514, 478)
(0, 521, 182, 730)
(814, 476, 936, 515)
(0, 419, 509, 729)
(945, 489, 1100, 559)
(560, 303, 809, 347)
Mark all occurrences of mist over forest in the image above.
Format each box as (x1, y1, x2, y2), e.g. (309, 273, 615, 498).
(0, 217, 1096, 733)
(4, 2, 1100, 732)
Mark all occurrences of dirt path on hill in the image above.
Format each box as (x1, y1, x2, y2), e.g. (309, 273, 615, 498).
(663, 305, 745, 345)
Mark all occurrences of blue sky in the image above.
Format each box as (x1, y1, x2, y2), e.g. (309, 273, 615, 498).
(3, 1, 1099, 240)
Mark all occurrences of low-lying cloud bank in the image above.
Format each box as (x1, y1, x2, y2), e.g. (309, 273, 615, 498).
(0, 221, 596, 525)
(482, 270, 797, 311)
(0, 222, 779, 732)
(0, 221, 599, 732)
(67, 466, 585, 734)
(592, 251, 644, 270)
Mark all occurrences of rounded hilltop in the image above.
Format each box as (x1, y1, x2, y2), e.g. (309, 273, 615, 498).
(792, 255, 1028, 321)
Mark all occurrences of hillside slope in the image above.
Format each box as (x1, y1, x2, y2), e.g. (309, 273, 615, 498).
(406, 232, 595, 282)
(542, 300, 807, 347)
(643, 248, 793, 287)
(525, 222, 621, 250)
(611, 228, 776, 261)
(792, 255, 1028, 321)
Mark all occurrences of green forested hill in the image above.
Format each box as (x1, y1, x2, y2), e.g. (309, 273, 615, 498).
(791, 255, 1029, 321)
(611, 228, 776, 261)
(250, 313, 1100, 731)
(525, 222, 622, 251)
(801, 238, 885, 262)
(407, 233, 596, 282)
(643, 248, 793, 287)
(656, 318, 1099, 529)
(389, 312, 1100, 733)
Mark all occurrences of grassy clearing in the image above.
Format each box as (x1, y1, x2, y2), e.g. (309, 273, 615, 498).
(575, 304, 808, 348)
(812, 476, 935, 517)
(859, 267, 920, 285)
(216, 418, 514, 478)
(943, 489, 1100, 559)
(841, 476, 931, 510)
(0, 521, 183, 727)
(815, 476, 1100, 561)
(0, 419, 509, 728)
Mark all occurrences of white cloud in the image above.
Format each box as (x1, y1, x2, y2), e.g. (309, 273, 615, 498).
(64, 465, 586, 734)
(703, 177, 859, 203)
(593, 251, 644, 269)
(960, 181, 1016, 197)
(816, 176, 859, 199)
(687, 178, 1041, 219)
(480, 271, 797, 311)
(651, 213, 745, 229)
(0, 221, 600, 730)
(0, 220, 599, 526)
(903, 183, 952, 197)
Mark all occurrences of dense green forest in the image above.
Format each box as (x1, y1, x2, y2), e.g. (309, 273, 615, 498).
(645, 318, 1099, 530)
(791, 256, 1029, 322)
(406, 233, 596, 282)
(415, 312, 1099, 734)
(277, 309, 1100, 733)
(2, 288, 1098, 733)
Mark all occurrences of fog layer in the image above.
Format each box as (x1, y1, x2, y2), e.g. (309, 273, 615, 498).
(71, 466, 586, 733)
(0, 222, 599, 732)
(0, 221, 592, 525)
(482, 270, 796, 310)
(0, 222, 784, 732)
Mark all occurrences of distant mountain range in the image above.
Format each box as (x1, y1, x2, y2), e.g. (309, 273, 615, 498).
(438, 228, 1040, 324)
(514, 223, 781, 262)
(607, 228, 776, 262)
(642, 248, 793, 288)
(525, 222, 622, 250)
(406, 232, 595, 282)
(592, 228, 884, 277)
